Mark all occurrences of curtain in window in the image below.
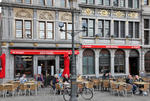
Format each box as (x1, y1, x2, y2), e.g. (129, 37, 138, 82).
(25, 21, 32, 39)
(83, 49, 95, 75)
(39, 22, 45, 39)
(16, 20, 23, 38)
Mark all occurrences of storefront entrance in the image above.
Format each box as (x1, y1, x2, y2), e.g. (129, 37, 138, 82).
(129, 50, 139, 75)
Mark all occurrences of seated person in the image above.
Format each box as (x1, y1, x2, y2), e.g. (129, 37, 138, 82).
(135, 75, 143, 82)
(77, 74, 83, 81)
(52, 74, 59, 90)
(126, 74, 137, 94)
(37, 74, 44, 87)
(19, 74, 27, 84)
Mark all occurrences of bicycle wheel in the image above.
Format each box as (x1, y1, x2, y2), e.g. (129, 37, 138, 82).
(81, 88, 93, 100)
(63, 89, 71, 101)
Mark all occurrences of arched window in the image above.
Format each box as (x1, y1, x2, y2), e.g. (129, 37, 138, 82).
(145, 51, 150, 73)
(114, 50, 125, 73)
(83, 49, 95, 75)
(99, 49, 110, 73)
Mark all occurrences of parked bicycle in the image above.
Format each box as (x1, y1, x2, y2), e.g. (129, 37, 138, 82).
(63, 83, 93, 101)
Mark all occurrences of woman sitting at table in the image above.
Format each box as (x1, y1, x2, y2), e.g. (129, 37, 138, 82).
(135, 75, 143, 82)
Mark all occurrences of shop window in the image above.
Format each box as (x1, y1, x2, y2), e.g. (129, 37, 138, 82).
(83, 49, 95, 75)
(14, 55, 33, 77)
(99, 49, 110, 74)
(114, 50, 125, 73)
(145, 52, 150, 73)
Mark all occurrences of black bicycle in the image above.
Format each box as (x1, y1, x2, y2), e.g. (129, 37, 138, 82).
(63, 84, 93, 101)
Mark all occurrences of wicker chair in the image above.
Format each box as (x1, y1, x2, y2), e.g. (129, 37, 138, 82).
(4, 84, 16, 97)
(125, 84, 133, 96)
(0, 85, 5, 97)
(110, 83, 119, 95)
(28, 84, 37, 96)
(18, 84, 28, 96)
(102, 80, 110, 91)
(85, 82, 94, 93)
(139, 84, 149, 96)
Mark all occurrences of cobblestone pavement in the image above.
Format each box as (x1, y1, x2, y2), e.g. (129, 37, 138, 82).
(0, 88, 150, 101)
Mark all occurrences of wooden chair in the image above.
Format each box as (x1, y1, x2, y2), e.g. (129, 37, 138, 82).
(85, 82, 94, 93)
(118, 85, 126, 96)
(0, 85, 5, 97)
(102, 80, 110, 91)
(110, 83, 119, 95)
(4, 84, 16, 97)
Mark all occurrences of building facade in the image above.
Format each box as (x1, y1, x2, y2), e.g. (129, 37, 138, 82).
(0, 0, 149, 81)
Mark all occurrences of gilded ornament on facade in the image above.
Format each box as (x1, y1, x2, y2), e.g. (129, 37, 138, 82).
(55, 44, 59, 47)
(9, 42, 14, 46)
(128, 12, 138, 18)
(114, 11, 125, 18)
(99, 10, 110, 16)
(82, 8, 94, 15)
(76, 44, 80, 48)
(39, 12, 54, 20)
(61, 13, 72, 21)
(2, 42, 7, 46)
(33, 43, 38, 47)
(15, 10, 32, 18)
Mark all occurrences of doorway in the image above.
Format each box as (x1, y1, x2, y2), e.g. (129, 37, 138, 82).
(129, 57, 139, 75)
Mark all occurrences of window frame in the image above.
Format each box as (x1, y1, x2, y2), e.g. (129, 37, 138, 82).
(39, 21, 54, 39)
(16, 0, 31, 4)
(15, 19, 32, 39)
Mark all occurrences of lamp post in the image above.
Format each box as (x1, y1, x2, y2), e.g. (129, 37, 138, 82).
(59, 1, 87, 100)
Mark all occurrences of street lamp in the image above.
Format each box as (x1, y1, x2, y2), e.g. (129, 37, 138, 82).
(59, 0, 87, 100)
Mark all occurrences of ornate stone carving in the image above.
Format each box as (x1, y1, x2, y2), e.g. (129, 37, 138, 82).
(15, 9, 32, 18)
(99, 10, 110, 16)
(128, 12, 138, 18)
(61, 12, 72, 21)
(82, 8, 94, 15)
(113, 11, 125, 18)
(39, 12, 54, 20)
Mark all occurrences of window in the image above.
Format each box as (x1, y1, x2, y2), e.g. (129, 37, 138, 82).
(47, 0, 53, 6)
(16, 0, 31, 4)
(60, 23, 72, 40)
(144, 19, 149, 29)
(120, 0, 125, 7)
(104, 0, 110, 6)
(39, 22, 54, 39)
(129, 22, 139, 38)
(14, 55, 33, 77)
(145, 52, 150, 73)
(144, 0, 149, 5)
(114, 21, 119, 38)
(98, 0, 103, 5)
(113, 0, 118, 6)
(144, 31, 149, 45)
(81, 0, 94, 4)
(82, 19, 95, 37)
(98, 20, 110, 37)
(129, 22, 133, 38)
(60, 0, 66, 7)
(128, 0, 133, 8)
(15, 20, 32, 39)
(83, 49, 95, 75)
(39, 0, 45, 5)
(99, 49, 110, 74)
(114, 50, 125, 73)
(120, 21, 125, 38)
(134, 0, 139, 8)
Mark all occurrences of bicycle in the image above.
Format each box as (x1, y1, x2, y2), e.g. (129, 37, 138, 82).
(63, 83, 93, 101)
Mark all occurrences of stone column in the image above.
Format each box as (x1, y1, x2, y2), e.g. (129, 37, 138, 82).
(141, 49, 145, 71)
(110, 50, 115, 76)
(78, 49, 83, 75)
(33, 56, 38, 75)
(55, 56, 60, 74)
(33, 9, 37, 40)
(95, 49, 100, 77)
(125, 50, 129, 75)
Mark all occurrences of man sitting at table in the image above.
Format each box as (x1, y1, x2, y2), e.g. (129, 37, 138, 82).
(20, 74, 27, 84)
(135, 75, 143, 82)
(63, 74, 70, 83)
(126, 75, 137, 94)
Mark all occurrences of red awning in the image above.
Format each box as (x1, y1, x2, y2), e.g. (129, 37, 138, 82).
(82, 45, 141, 49)
(10, 49, 79, 55)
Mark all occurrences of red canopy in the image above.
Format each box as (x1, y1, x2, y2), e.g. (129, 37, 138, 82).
(0, 54, 6, 78)
(62, 54, 70, 78)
